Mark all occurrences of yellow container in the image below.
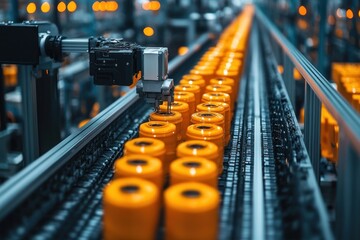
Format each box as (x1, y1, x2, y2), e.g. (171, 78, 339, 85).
(216, 69, 240, 90)
(190, 69, 215, 85)
(149, 110, 183, 143)
(160, 101, 189, 140)
(175, 84, 201, 106)
(196, 102, 230, 145)
(205, 85, 234, 111)
(179, 78, 206, 96)
(202, 92, 232, 115)
(174, 91, 196, 115)
(186, 123, 224, 172)
(139, 121, 177, 173)
(176, 140, 220, 170)
(114, 155, 163, 189)
(170, 157, 218, 187)
(164, 182, 219, 240)
(124, 137, 166, 165)
(103, 178, 160, 240)
(190, 112, 225, 145)
(209, 77, 237, 101)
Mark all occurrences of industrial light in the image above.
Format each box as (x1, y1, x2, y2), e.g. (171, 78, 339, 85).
(67, 1, 77, 13)
(57, 2, 66, 12)
(346, 9, 353, 19)
(26, 2, 36, 14)
(99, 1, 107, 11)
(143, 27, 154, 37)
(92, 1, 99, 11)
(41, 2, 51, 13)
(142, 1, 161, 11)
(178, 47, 189, 56)
(298, 5, 307, 16)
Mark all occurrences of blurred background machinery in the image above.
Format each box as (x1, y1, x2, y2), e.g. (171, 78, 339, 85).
(0, 0, 359, 239)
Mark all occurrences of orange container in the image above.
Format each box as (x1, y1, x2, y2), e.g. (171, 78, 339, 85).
(170, 157, 218, 187)
(139, 121, 177, 173)
(190, 112, 225, 144)
(196, 102, 230, 145)
(175, 84, 201, 106)
(209, 77, 237, 101)
(186, 123, 224, 172)
(164, 182, 219, 240)
(216, 69, 240, 90)
(179, 78, 206, 96)
(190, 69, 215, 85)
(160, 101, 189, 140)
(174, 91, 196, 115)
(202, 92, 232, 115)
(114, 155, 163, 189)
(205, 85, 234, 111)
(103, 178, 160, 240)
(176, 140, 220, 169)
(149, 110, 183, 143)
(124, 137, 166, 165)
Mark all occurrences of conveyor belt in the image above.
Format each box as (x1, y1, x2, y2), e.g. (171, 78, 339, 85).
(0, 25, 332, 239)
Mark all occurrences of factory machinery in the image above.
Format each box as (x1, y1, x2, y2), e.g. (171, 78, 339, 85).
(0, 5, 359, 240)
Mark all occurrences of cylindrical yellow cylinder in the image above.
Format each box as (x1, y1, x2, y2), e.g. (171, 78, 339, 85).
(160, 101, 189, 140)
(139, 121, 177, 173)
(174, 91, 196, 115)
(202, 92, 232, 116)
(179, 78, 206, 96)
(114, 155, 163, 189)
(149, 110, 183, 143)
(164, 182, 219, 240)
(186, 123, 224, 172)
(175, 84, 201, 106)
(124, 137, 166, 166)
(190, 112, 225, 145)
(176, 140, 219, 169)
(196, 102, 230, 146)
(189, 69, 215, 85)
(205, 85, 234, 111)
(209, 77, 237, 101)
(170, 157, 218, 187)
(103, 178, 160, 240)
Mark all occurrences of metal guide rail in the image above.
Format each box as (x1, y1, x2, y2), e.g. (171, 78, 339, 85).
(257, 6, 360, 239)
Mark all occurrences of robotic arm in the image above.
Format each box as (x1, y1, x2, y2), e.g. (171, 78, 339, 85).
(52, 36, 174, 111)
(0, 21, 174, 111)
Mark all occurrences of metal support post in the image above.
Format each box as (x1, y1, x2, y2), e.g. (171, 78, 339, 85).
(336, 134, 360, 240)
(19, 65, 39, 165)
(304, 83, 321, 182)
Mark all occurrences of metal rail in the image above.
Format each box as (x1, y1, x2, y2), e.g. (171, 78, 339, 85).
(256, 7, 360, 240)
(0, 33, 212, 220)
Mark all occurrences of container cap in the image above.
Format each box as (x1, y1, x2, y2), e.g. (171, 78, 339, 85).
(104, 178, 159, 208)
(174, 92, 195, 102)
(187, 123, 223, 138)
(150, 111, 182, 123)
(202, 92, 231, 103)
(160, 101, 189, 113)
(140, 121, 176, 137)
(177, 140, 219, 158)
(209, 77, 235, 87)
(182, 74, 204, 81)
(165, 182, 219, 212)
(125, 137, 165, 155)
(170, 157, 217, 178)
(115, 155, 162, 177)
(205, 85, 232, 94)
(191, 112, 224, 124)
(175, 84, 200, 93)
(196, 102, 225, 113)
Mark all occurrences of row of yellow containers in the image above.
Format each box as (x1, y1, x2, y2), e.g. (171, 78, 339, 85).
(102, 5, 254, 240)
(321, 63, 360, 163)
